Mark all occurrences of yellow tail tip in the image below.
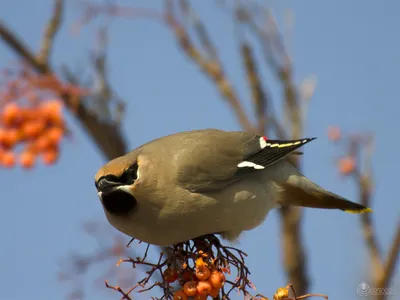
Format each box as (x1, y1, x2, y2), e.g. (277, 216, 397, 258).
(344, 207, 373, 214)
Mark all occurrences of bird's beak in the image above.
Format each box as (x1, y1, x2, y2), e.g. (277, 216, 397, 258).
(96, 177, 121, 194)
(96, 178, 134, 200)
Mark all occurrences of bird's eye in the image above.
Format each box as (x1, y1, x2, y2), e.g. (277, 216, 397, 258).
(119, 162, 138, 185)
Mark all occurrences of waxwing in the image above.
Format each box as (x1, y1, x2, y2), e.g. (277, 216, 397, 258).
(94, 128, 371, 246)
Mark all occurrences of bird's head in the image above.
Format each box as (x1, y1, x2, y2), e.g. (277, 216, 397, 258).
(94, 155, 139, 216)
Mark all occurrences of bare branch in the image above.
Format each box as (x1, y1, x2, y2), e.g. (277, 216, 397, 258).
(356, 137, 384, 283)
(178, 0, 218, 60)
(236, 6, 279, 73)
(358, 174, 384, 282)
(165, 2, 255, 132)
(0, 19, 127, 160)
(377, 220, 400, 300)
(38, 0, 63, 64)
(240, 42, 268, 134)
(279, 207, 309, 295)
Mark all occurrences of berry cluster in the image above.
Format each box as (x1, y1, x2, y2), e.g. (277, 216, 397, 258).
(107, 236, 329, 300)
(0, 65, 88, 169)
(107, 235, 254, 299)
(168, 257, 226, 299)
(0, 101, 65, 168)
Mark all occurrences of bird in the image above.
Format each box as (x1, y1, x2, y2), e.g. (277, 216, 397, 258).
(94, 128, 372, 246)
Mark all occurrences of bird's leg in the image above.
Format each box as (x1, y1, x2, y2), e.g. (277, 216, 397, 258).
(190, 233, 222, 254)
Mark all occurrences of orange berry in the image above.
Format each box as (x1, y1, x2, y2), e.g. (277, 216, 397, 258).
(40, 100, 63, 125)
(327, 126, 341, 142)
(22, 108, 39, 121)
(183, 281, 197, 296)
(339, 156, 355, 175)
(34, 135, 53, 152)
(196, 265, 211, 281)
(22, 121, 45, 139)
(41, 148, 58, 165)
(19, 151, 35, 169)
(163, 267, 178, 283)
(209, 270, 225, 289)
(195, 257, 206, 267)
(196, 280, 212, 296)
(3, 129, 19, 147)
(274, 287, 289, 300)
(1, 151, 15, 168)
(209, 286, 220, 298)
(1, 103, 20, 126)
(173, 290, 188, 300)
(47, 127, 63, 144)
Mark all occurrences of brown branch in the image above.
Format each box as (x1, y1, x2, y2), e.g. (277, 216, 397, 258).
(281, 68, 301, 141)
(377, 219, 400, 300)
(0, 21, 47, 72)
(165, 1, 255, 133)
(0, 19, 127, 160)
(354, 136, 385, 289)
(38, 0, 63, 64)
(279, 206, 309, 295)
(241, 42, 268, 134)
(358, 173, 384, 284)
(236, 6, 280, 73)
(346, 136, 399, 300)
(178, 0, 218, 60)
(346, 135, 386, 300)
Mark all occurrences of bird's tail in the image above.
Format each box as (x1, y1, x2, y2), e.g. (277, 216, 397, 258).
(278, 173, 372, 214)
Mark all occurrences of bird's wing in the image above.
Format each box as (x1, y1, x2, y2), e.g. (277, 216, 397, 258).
(233, 137, 316, 177)
(175, 131, 316, 193)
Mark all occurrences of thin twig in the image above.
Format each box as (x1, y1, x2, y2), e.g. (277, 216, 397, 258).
(287, 283, 328, 300)
(38, 0, 63, 64)
(105, 280, 132, 300)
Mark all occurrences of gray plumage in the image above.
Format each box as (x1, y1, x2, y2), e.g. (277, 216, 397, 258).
(94, 128, 371, 246)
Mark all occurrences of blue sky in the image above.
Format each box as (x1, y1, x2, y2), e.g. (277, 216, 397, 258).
(1, 0, 399, 299)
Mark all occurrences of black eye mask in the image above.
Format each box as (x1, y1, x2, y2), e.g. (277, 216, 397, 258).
(119, 162, 139, 185)
(95, 162, 139, 190)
